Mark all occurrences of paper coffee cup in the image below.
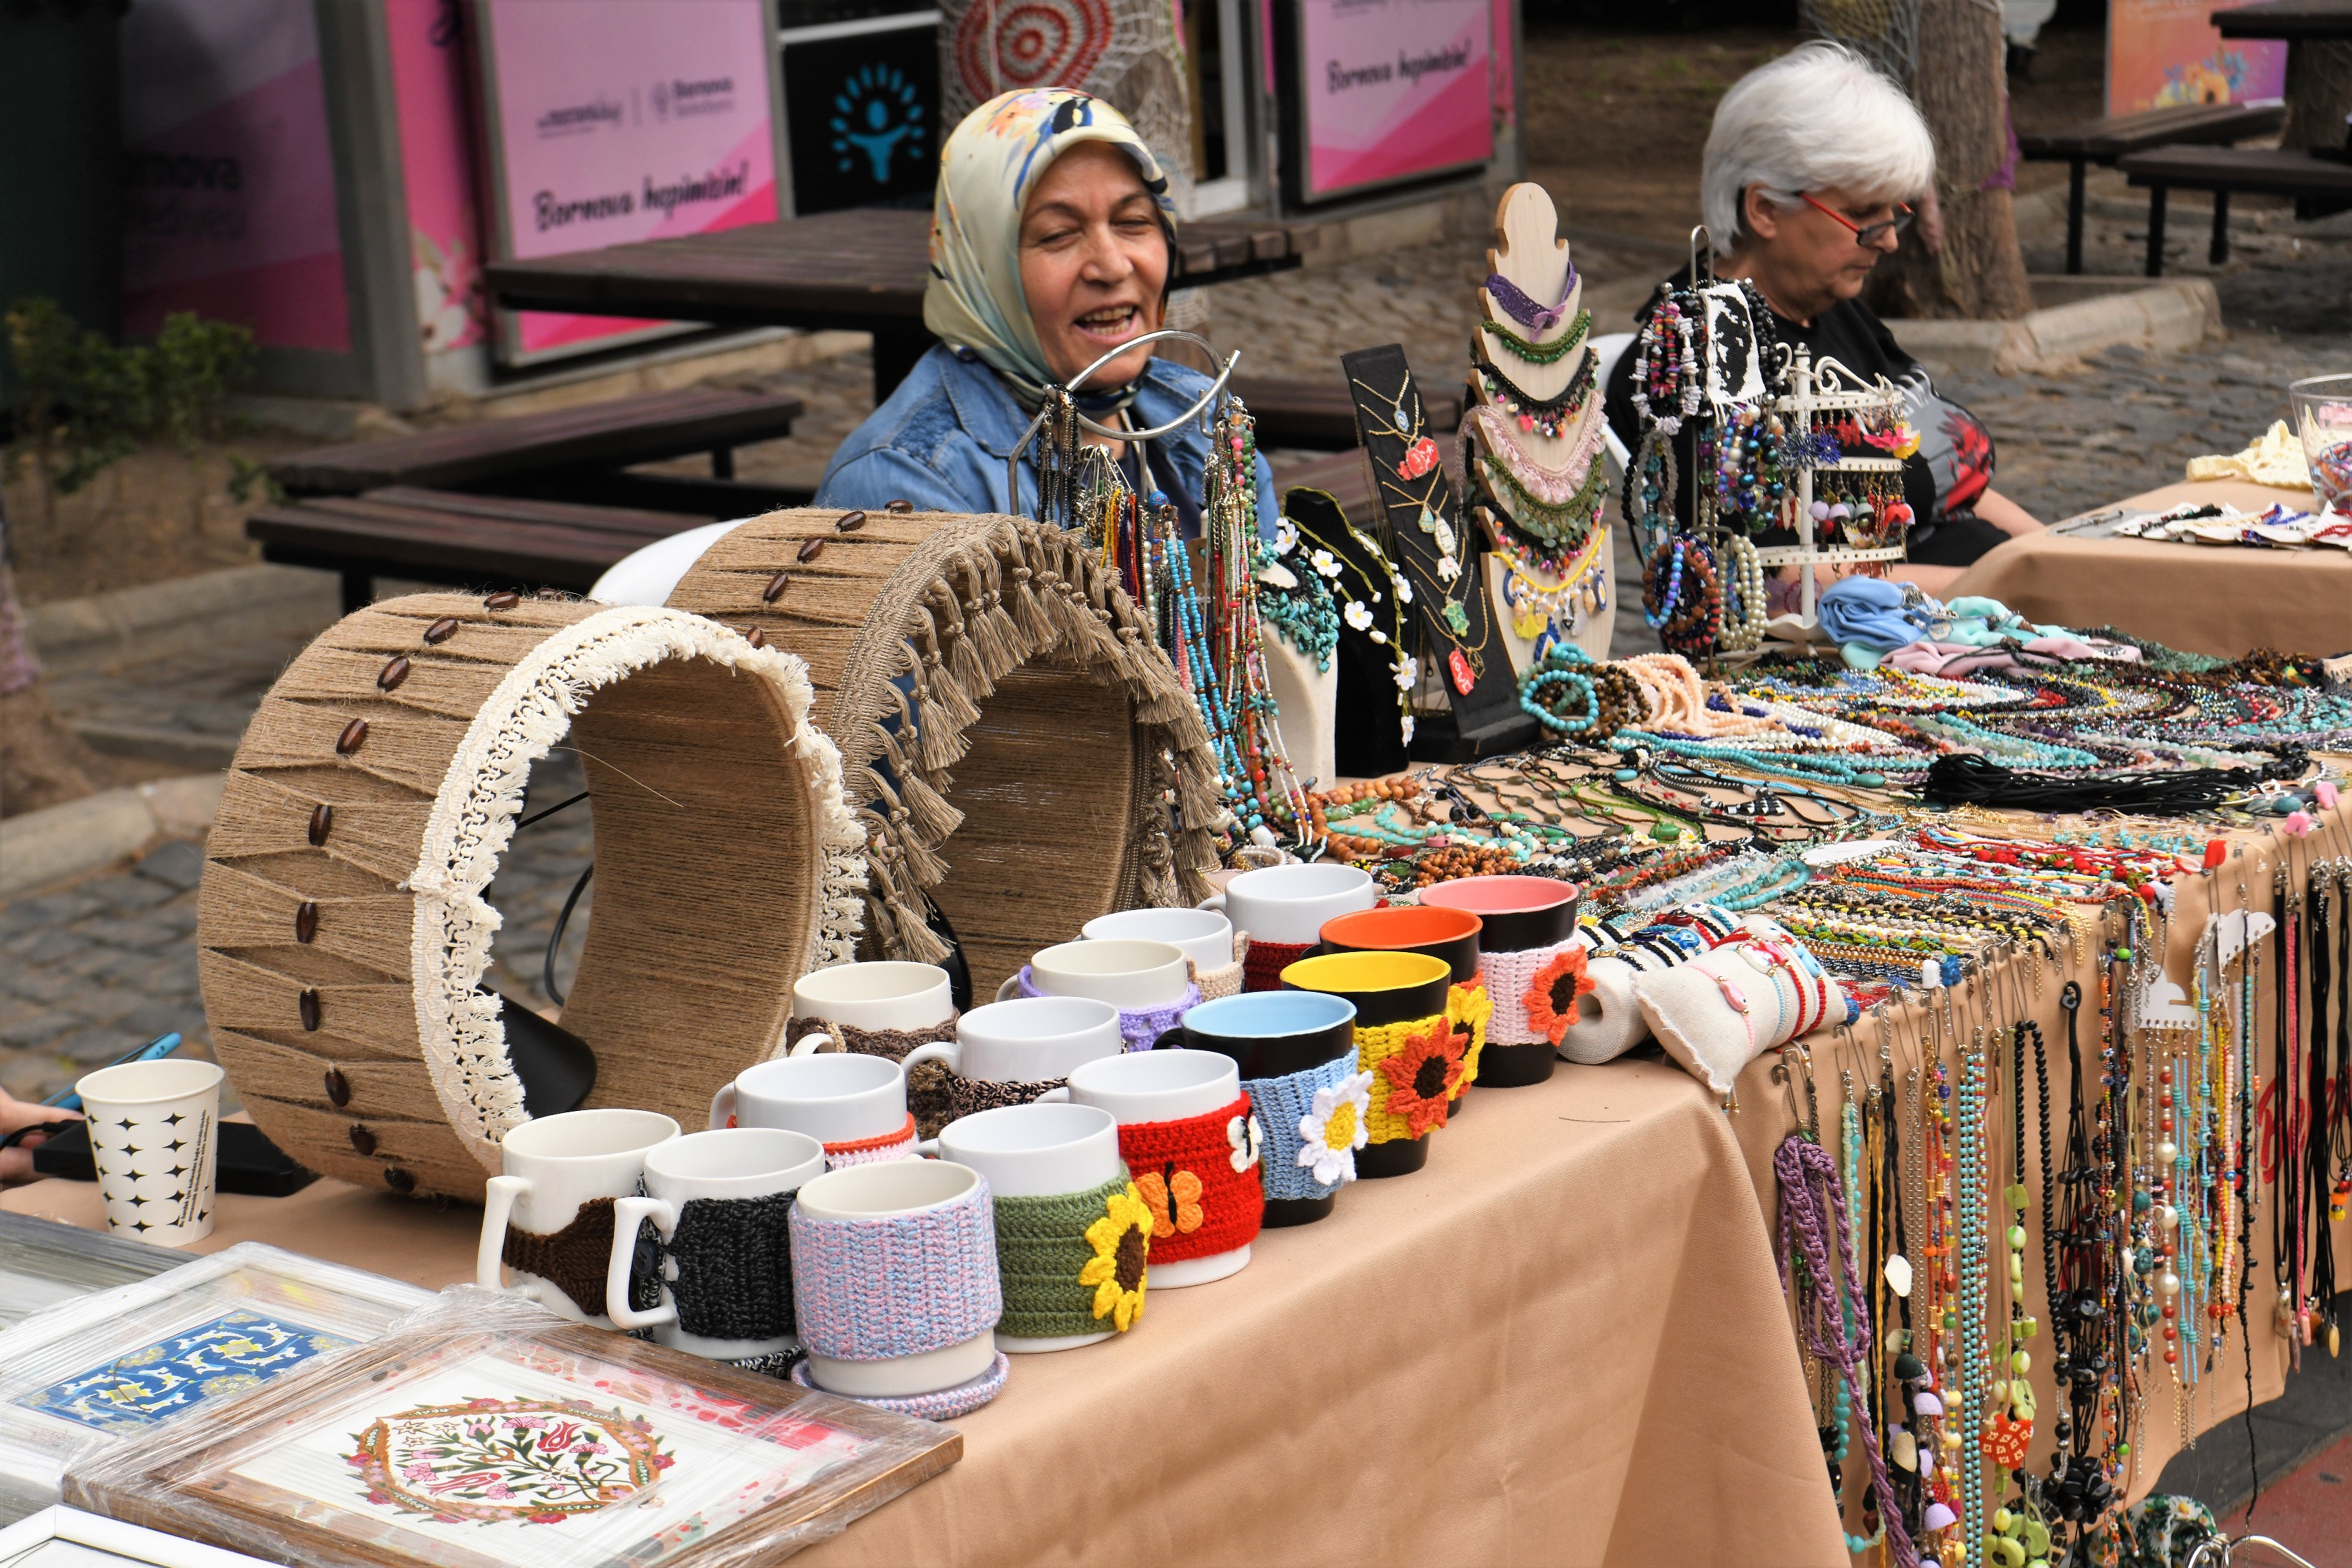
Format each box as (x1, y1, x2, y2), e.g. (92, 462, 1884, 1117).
(76, 1057, 226, 1245)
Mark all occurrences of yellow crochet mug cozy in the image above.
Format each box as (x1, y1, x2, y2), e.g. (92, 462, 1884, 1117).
(1280, 951, 1455, 1179)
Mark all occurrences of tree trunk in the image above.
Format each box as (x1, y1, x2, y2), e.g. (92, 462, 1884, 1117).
(0, 511, 100, 817)
(2280, 42, 2352, 154)
(1865, 0, 2036, 321)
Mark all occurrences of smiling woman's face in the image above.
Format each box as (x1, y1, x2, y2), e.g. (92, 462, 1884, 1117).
(1018, 142, 1168, 390)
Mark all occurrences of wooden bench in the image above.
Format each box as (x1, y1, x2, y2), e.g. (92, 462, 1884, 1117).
(268, 385, 805, 503)
(2019, 102, 2286, 273)
(246, 487, 719, 612)
(2115, 144, 2352, 274)
(1233, 375, 1463, 451)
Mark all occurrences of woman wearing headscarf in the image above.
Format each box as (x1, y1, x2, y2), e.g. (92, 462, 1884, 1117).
(817, 88, 1277, 533)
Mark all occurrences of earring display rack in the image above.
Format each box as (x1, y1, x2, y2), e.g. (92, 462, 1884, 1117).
(1753, 344, 1909, 638)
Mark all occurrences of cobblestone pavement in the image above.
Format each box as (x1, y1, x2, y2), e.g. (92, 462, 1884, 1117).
(11, 219, 2347, 1107)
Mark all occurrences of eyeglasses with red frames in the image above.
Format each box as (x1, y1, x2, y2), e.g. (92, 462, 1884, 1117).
(1799, 192, 1914, 247)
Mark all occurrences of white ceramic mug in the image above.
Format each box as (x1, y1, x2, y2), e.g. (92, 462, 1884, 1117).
(901, 995, 1124, 1083)
(709, 1052, 912, 1163)
(791, 1159, 998, 1397)
(1197, 862, 1375, 944)
(789, 961, 955, 1052)
(917, 1102, 1128, 1354)
(1081, 908, 1235, 973)
(78, 1058, 225, 1247)
(1063, 1048, 1251, 1289)
(997, 939, 1192, 1008)
(477, 1107, 681, 1326)
(602, 1127, 826, 1359)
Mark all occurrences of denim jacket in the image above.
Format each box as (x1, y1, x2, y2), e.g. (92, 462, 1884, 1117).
(815, 344, 1278, 535)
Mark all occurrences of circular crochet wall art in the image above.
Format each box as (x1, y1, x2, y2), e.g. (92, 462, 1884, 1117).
(665, 508, 1224, 996)
(195, 593, 865, 1199)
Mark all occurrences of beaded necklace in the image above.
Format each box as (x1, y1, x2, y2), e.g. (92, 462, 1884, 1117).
(1484, 308, 1592, 366)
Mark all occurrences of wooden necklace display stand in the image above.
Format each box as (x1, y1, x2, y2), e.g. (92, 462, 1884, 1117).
(1468, 183, 1615, 671)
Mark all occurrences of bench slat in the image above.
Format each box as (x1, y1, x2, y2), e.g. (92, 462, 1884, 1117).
(2118, 145, 2352, 195)
(2019, 103, 2285, 162)
(269, 387, 803, 497)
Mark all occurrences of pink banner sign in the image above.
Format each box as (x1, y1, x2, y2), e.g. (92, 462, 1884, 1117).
(1296, 0, 1492, 202)
(2108, 0, 2287, 115)
(119, 0, 350, 351)
(477, 0, 781, 360)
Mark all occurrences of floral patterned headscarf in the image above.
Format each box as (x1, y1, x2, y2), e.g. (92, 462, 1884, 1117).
(923, 88, 1177, 405)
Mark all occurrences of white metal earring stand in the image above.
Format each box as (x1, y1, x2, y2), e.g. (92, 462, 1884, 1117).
(1753, 345, 1909, 637)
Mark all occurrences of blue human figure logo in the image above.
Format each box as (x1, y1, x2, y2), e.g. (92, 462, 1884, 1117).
(832, 64, 925, 185)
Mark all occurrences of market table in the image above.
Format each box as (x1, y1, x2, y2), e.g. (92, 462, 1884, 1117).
(2212, 0, 2352, 42)
(4, 1051, 1848, 1567)
(483, 208, 1313, 405)
(1947, 478, 2352, 657)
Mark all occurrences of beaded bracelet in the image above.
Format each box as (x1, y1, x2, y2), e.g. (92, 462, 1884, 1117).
(788, 1176, 1001, 1362)
(992, 1169, 1151, 1339)
(1117, 1094, 1266, 1262)
(1355, 1008, 1470, 1141)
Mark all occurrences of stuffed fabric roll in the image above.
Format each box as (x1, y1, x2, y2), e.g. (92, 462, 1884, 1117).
(1633, 916, 1852, 1095)
(1551, 904, 1741, 1065)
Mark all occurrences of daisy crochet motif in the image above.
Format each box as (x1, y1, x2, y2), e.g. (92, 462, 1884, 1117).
(1296, 1070, 1373, 1186)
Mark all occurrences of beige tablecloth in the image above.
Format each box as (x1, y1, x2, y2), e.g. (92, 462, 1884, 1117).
(1950, 479, 2352, 658)
(4, 1052, 1850, 1567)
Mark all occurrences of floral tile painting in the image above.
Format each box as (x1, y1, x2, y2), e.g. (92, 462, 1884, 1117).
(16, 1310, 351, 1434)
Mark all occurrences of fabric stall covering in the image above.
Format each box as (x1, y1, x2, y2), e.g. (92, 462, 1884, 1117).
(1948, 480, 2352, 659)
(14, 798, 2347, 1564)
(1730, 793, 2352, 1539)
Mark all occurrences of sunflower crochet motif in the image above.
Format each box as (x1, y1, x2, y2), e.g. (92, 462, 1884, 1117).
(1375, 1017, 1468, 1138)
(1079, 1182, 1153, 1330)
(1524, 947, 1597, 1047)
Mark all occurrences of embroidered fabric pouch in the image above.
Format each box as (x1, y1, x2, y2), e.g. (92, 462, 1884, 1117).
(789, 1176, 1001, 1361)
(1480, 939, 1594, 1047)
(1242, 937, 1313, 993)
(1446, 980, 1494, 1095)
(823, 1114, 919, 1170)
(1355, 1009, 1467, 1142)
(992, 1169, 1153, 1339)
(1244, 1053, 1368, 1199)
(662, 1192, 795, 1343)
(1014, 967, 1200, 1052)
(1115, 1094, 1264, 1263)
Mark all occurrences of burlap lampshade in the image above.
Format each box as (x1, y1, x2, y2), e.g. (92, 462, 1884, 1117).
(665, 508, 1224, 996)
(195, 593, 865, 1200)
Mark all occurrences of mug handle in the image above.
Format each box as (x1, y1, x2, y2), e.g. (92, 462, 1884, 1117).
(708, 1082, 738, 1131)
(1032, 1087, 1070, 1104)
(993, 974, 1019, 1003)
(605, 1196, 680, 1329)
(787, 1031, 832, 1057)
(475, 1174, 531, 1292)
(900, 1040, 958, 1074)
(1197, 891, 1227, 913)
(915, 1137, 940, 1158)
(1150, 1026, 1187, 1050)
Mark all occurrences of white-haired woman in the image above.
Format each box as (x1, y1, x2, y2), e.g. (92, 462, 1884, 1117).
(1605, 42, 2042, 592)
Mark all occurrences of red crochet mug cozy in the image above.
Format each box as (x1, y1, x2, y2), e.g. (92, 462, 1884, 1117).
(1114, 1094, 1266, 1263)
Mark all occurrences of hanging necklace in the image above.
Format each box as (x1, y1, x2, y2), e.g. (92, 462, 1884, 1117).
(1483, 309, 1593, 366)
(1350, 372, 1443, 481)
(1484, 266, 1578, 332)
(1473, 347, 1598, 438)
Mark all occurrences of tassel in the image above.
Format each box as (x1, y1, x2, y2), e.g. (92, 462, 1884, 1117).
(887, 897, 954, 964)
(894, 823, 950, 886)
(899, 766, 964, 841)
(863, 894, 900, 954)
(932, 662, 982, 731)
(1007, 564, 1058, 652)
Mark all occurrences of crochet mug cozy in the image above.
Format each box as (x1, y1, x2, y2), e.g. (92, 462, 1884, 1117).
(991, 1170, 1152, 1340)
(1114, 1095, 1265, 1265)
(1280, 950, 1453, 1178)
(789, 1352, 1010, 1421)
(1242, 937, 1314, 993)
(785, 1015, 958, 1062)
(823, 1114, 920, 1169)
(787, 1172, 1001, 1364)
(1479, 939, 1595, 1048)
(1175, 989, 1361, 1225)
(1423, 875, 1581, 1088)
(1013, 967, 1200, 1052)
